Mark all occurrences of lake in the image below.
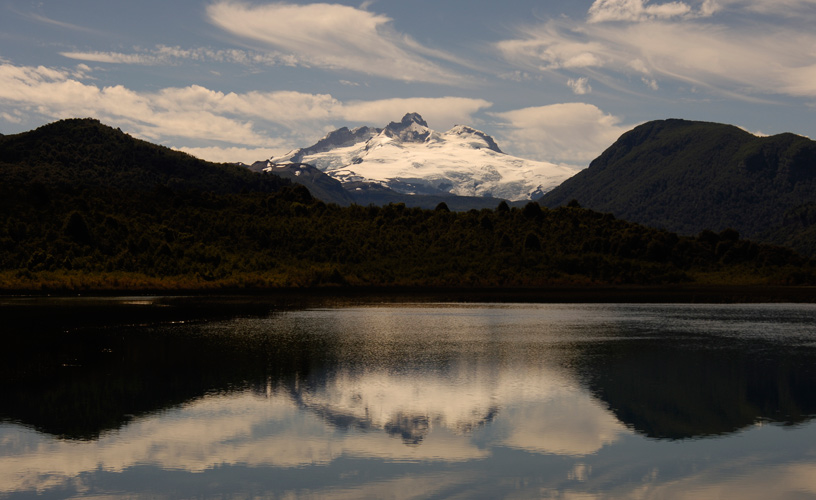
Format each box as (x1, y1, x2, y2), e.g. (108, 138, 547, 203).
(2, 297, 816, 499)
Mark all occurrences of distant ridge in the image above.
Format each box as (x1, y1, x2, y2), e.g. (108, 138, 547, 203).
(540, 119, 816, 256)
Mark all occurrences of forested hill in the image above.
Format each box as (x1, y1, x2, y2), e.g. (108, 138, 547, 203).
(0, 118, 290, 194)
(540, 119, 816, 256)
(1, 118, 814, 291)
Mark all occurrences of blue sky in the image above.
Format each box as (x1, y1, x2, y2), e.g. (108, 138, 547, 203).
(1, 0, 815, 166)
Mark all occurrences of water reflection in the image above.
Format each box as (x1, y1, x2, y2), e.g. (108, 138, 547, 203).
(0, 370, 623, 493)
(576, 304, 816, 438)
(1, 301, 816, 499)
(278, 359, 625, 456)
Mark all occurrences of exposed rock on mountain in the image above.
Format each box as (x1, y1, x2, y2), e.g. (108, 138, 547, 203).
(257, 113, 580, 201)
(249, 161, 355, 206)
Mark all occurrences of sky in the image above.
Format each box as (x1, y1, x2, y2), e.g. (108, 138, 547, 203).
(1, 0, 815, 167)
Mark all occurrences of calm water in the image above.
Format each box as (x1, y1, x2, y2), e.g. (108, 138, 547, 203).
(2, 298, 816, 499)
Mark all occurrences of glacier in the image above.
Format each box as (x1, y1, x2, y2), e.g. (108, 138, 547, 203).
(259, 113, 580, 201)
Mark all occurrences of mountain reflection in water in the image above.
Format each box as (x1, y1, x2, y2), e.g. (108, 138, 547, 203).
(1, 299, 816, 499)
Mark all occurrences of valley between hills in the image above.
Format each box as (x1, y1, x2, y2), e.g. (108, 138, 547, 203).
(1, 117, 815, 294)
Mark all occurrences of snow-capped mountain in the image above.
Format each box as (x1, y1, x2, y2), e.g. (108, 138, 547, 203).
(258, 113, 580, 201)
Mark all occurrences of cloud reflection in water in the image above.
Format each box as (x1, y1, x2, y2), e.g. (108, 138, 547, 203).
(2, 303, 816, 499)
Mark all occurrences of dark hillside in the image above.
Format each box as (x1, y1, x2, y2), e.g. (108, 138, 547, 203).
(0, 118, 289, 194)
(540, 119, 816, 255)
(1, 119, 814, 291)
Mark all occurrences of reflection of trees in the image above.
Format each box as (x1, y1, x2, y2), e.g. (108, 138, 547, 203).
(3, 302, 504, 443)
(4, 301, 816, 444)
(0, 298, 298, 439)
(1, 326, 261, 440)
(577, 337, 816, 439)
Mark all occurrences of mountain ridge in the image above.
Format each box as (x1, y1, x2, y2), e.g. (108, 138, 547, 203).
(540, 118, 816, 256)
(256, 113, 579, 201)
(0, 117, 291, 195)
(2, 117, 815, 291)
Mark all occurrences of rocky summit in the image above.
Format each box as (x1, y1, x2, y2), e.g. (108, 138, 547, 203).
(256, 113, 580, 201)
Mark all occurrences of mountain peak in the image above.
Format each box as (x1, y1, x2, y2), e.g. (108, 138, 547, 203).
(399, 112, 428, 128)
(446, 125, 504, 154)
(383, 112, 431, 143)
(264, 113, 580, 201)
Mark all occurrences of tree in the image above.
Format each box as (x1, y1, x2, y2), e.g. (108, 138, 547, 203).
(522, 201, 542, 219)
(524, 233, 541, 251)
(64, 211, 91, 245)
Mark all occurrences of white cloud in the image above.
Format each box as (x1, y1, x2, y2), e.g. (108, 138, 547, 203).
(4, 59, 632, 165)
(588, 0, 697, 23)
(0, 62, 490, 161)
(206, 1, 467, 84)
(341, 97, 492, 130)
(587, 0, 816, 23)
(496, 6, 816, 100)
(642, 77, 659, 90)
(496, 23, 608, 71)
(568, 77, 592, 94)
(0, 111, 23, 124)
(490, 103, 632, 164)
(176, 146, 286, 165)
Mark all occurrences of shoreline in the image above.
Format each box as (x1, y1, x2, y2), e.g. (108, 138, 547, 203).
(2, 284, 815, 304)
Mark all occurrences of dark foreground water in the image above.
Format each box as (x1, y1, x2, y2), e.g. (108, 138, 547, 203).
(2, 297, 816, 499)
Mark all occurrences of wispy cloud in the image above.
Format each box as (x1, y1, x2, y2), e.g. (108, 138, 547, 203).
(496, 23, 607, 71)
(60, 51, 161, 65)
(587, 0, 710, 23)
(206, 1, 469, 85)
(23, 12, 107, 36)
(568, 77, 592, 95)
(715, 0, 816, 16)
(60, 45, 296, 67)
(496, 1, 816, 100)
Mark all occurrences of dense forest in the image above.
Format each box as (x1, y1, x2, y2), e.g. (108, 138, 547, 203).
(1, 119, 814, 291)
(541, 119, 816, 256)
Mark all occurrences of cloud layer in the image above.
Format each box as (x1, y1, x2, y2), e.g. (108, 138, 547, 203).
(206, 1, 467, 85)
(0, 56, 632, 165)
(6, 0, 812, 166)
(587, 0, 714, 23)
(0, 62, 494, 161)
(497, 0, 816, 99)
(491, 103, 630, 164)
